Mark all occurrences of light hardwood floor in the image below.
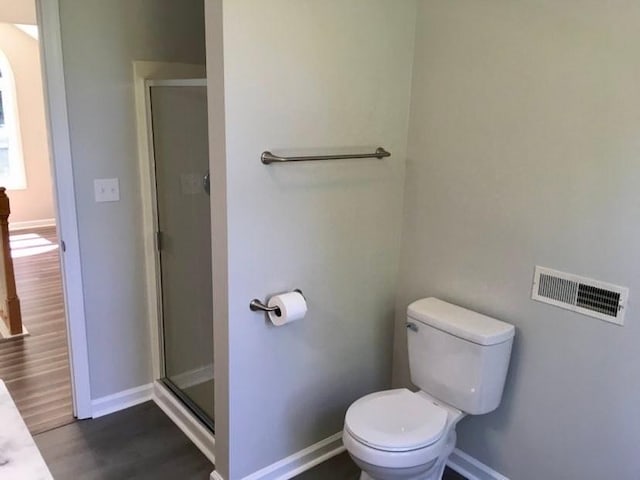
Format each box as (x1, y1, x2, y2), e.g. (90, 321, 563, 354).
(0, 226, 74, 434)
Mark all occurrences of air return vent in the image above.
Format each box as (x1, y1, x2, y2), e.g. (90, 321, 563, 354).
(531, 266, 628, 326)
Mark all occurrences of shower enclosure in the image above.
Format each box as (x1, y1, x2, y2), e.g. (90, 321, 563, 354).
(146, 79, 214, 430)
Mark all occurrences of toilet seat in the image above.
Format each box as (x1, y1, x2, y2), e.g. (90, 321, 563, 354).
(343, 425, 444, 470)
(345, 388, 447, 452)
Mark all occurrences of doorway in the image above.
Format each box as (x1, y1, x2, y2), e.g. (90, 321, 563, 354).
(0, 18, 76, 434)
(146, 79, 214, 430)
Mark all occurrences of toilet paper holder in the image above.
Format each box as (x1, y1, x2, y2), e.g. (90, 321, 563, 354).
(249, 289, 305, 315)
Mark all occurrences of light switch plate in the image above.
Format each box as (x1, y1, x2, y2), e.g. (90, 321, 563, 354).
(94, 178, 120, 202)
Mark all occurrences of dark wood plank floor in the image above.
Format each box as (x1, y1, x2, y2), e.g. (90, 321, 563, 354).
(294, 451, 466, 480)
(0, 226, 74, 434)
(35, 402, 213, 480)
(35, 400, 465, 480)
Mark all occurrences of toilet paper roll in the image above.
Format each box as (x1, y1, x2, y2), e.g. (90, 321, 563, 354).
(267, 291, 307, 326)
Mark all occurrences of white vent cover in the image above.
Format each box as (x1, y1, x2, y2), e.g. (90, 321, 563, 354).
(531, 266, 629, 326)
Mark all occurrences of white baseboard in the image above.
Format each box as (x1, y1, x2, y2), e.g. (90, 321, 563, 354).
(448, 448, 509, 480)
(9, 218, 56, 231)
(91, 383, 153, 418)
(238, 432, 344, 480)
(152, 381, 216, 464)
(172, 363, 214, 390)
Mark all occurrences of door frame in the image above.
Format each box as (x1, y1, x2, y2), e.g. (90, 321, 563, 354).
(144, 77, 209, 380)
(144, 77, 214, 433)
(132, 65, 206, 381)
(134, 66, 215, 464)
(34, 3, 209, 423)
(36, 0, 91, 418)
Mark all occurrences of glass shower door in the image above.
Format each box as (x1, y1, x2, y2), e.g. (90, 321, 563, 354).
(148, 81, 214, 429)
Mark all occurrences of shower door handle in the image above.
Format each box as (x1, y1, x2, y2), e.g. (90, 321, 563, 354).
(203, 170, 210, 196)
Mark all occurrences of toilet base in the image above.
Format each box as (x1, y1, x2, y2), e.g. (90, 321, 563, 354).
(354, 430, 456, 480)
(356, 458, 446, 480)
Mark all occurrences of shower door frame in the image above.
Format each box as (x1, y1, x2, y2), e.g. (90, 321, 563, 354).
(144, 77, 210, 385)
(134, 67, 216, 463)
(144, 78, 215, 432)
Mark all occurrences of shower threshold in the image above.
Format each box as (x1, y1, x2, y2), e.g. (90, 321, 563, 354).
(160, 377, 215, 433)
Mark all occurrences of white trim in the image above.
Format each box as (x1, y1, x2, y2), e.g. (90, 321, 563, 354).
(8, 218, 56, 231)
(171, 363, 215, 390)
(36, 0, 92, 419)
(210, 472, 224, 480)
(447, 449, 510, 480)
(132, 61, 206, 382)
(91, 383, 153, 419)
(241, 432, 345, 480)
(152, 381, 215, 464)
(147, 78, 207, 87)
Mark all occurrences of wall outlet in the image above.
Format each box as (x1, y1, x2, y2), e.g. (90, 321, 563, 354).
(94, 178, 120, 202)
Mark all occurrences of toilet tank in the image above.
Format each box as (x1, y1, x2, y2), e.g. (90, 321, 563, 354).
(407, 298, 515, 415)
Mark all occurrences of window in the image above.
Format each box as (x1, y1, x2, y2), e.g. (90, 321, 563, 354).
(0, 50, 26, 189)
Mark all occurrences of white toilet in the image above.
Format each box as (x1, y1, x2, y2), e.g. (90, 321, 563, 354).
(343, 297, 515, 480)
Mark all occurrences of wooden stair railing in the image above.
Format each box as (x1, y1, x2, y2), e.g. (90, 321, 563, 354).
(0, 187, 22, 336)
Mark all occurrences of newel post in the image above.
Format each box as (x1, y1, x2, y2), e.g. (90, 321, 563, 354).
(0, 187, 22, 335)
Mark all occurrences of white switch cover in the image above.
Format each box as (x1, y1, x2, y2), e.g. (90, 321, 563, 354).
(94, 178, 120, 202)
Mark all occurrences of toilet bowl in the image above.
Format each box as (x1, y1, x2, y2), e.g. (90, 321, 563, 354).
(343, 389, 463, 480)
(342, 298, 515, 480)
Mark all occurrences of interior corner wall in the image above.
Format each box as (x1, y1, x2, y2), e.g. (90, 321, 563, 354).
(204, 0, 229, 478)
(394, 1, 640, 479)
(0, 23, 55, 224)
(219, 1, 417, 477)
(58, 0, 205, 399)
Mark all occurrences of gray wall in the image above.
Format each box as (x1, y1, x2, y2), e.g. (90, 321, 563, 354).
(58, 0, 205, 398)
(393, 1, 640, 479)
(215, 1, 416, 477)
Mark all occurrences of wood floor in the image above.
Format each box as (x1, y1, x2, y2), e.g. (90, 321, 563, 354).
(35, 402, 213, 480)
(0, 226, 74, 434)
(294, 452, 467, 480)
(35, 401, 466, 480)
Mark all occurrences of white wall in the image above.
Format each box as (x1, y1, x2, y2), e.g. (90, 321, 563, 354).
(214, 0, 416, 477)
(0, 23, 55, 224)
(394, 1, 640, 479)
(58, 0, 205, 399)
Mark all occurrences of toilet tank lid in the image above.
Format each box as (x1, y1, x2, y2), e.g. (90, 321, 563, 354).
(407, 298, 515, 346)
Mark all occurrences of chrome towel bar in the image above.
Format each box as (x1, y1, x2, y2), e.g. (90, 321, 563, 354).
(261, 147, 391, 165)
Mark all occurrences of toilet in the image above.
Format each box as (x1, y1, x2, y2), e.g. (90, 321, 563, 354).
(343, 298, 515, 480)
